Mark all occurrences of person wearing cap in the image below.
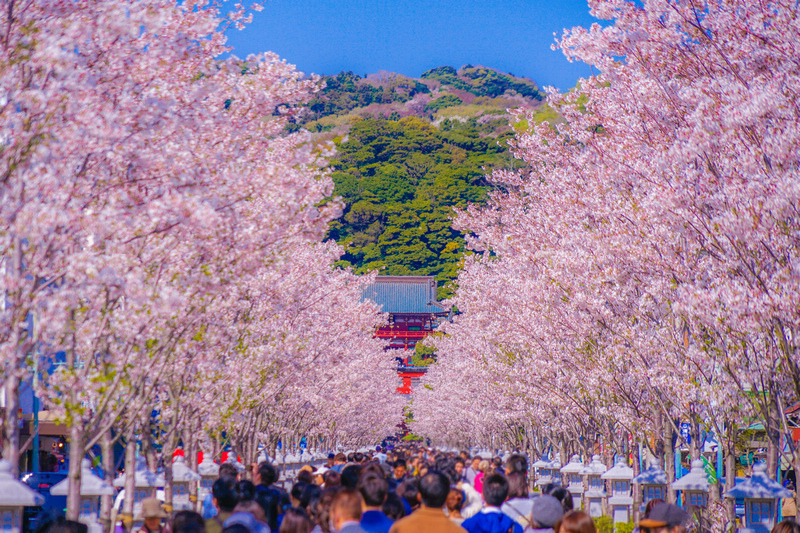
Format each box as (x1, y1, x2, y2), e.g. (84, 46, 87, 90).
(527, 494, 565, 532)
(637, 502, 689, 533)
(136, 497, 169, 533)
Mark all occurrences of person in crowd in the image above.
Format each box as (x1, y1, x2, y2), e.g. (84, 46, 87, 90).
(172, 510, 205, 533)
(773, 519, 800, 533)
(207, 477, 239, 533)
(375, 446, 388, 464)
(783, 480, 797, 521)
(326, 454, 336, 469)
(280, 508, 313, 533)
(358, 473, 393, 533)
(301, 483, 323, 511)
(553, 510, 596, 533)
(332, 453, 347, 473)
(314, 466, 329, 486)
(474, 460, 491, 495)
(256, 461, 291, 514)
(542, 486, 573, 514)
(388, 471, 466, 533)
(454, 457, 467, 482)
(392, 459, 407, 484)
(466, 457, 481, 485)
(222, 511, 269, 533)
(461, 473, 522, 533)
(382, 492, 406, 522)
(417, 460, 432, 478)
(231, 500, 267, 526)
(291, 482, 310, 508)
(396, 478, 420, 515)
(637, 502, 688, 533)
(297, 470, 315, 485)
(502, 472, 534, 528)
(505, 455, 528, 477)
(330, 487, 367, 533)
(642, 498, 665, 520)
(528, 495, 565, 533)
(341, 464, 363, 489)
(204, 463, 241, 519)
(136, 497, 170, 533)
(446, 487, 466, 525)
(442, 462, 481, 519)
(254, 489, 281, 532)
(323, 469, 342, 489)
(491, 457, 505, 476)
(309, 486, 340, 533)
(236, 480, 257, 503)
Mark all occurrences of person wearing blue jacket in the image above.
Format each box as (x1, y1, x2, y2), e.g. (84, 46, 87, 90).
(461, 474, 523, 533)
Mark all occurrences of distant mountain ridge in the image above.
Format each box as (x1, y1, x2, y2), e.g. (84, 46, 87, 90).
(292, 64, 556, 135)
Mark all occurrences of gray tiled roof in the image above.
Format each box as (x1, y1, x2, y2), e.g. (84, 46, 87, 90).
(362, 276, 442, 314)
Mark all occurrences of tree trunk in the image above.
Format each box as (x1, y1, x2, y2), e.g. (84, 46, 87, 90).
(100, 429, 114, 532)
(3, 374, 20, 476)
(665, 431, 676, 504)
(66, 423, 85, 520)
(163, 439, 175, 514)
(725, 446, 736, 527)
(122, 435, 137, 533)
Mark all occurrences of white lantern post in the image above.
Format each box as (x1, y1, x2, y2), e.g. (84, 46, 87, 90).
(533, 456, 560, 489)
(632, 459, 668, 507)
(0, 460, 44, 533)
(601, 458, 634, 524)
(172, 455, 202, 511)
(51, 459, 114, 533)
(561, 455, 584, 509)
(197, 453, 219, 510)
(112, 455, 165, 521)
(671, 459, 709, 518)
(580, 455, 607, 518)
(724, 462, 790, 532)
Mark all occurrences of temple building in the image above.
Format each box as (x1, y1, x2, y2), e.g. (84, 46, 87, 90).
(362, 276, 449, 394)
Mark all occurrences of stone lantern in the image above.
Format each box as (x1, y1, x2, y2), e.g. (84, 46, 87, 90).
(580, 455, 607, 518)
(113, 456, 165, 519)
(671, 459, 709, 513)
(560, 455, 584, 509)
(224, 453, 246, 474)
(0, 459, 44, 533)
(51, 459, 114, 533)
(601, 458, 634, 524)
(172, 455, 202, 511)
(632, 458, 668, 508)
(533, 456, 561, 488)
(197, 454, 219, 505)
(724, 462, 790, 532)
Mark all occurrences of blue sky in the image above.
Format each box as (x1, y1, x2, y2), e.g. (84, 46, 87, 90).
(225, 1, 600, 91)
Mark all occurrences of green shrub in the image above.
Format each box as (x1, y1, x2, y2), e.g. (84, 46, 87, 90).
(593, 516, 613, 533)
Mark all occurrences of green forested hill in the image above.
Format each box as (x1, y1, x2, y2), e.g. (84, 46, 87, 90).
(309, 65, 557, 298)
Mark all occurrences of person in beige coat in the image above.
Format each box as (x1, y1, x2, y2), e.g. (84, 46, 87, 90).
(389, 471, 466, 533)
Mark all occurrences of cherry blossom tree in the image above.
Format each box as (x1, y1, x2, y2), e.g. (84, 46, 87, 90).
(415, 0, 799, 522)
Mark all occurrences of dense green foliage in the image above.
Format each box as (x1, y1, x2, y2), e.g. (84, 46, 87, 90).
(424, 94, 463, 112)
(422, 65, 543, 99)
(327, 116, 517, 298)
(305, 71, 430, 122)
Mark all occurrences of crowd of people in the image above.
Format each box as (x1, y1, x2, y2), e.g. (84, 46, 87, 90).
(36, 445, 800, 533)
